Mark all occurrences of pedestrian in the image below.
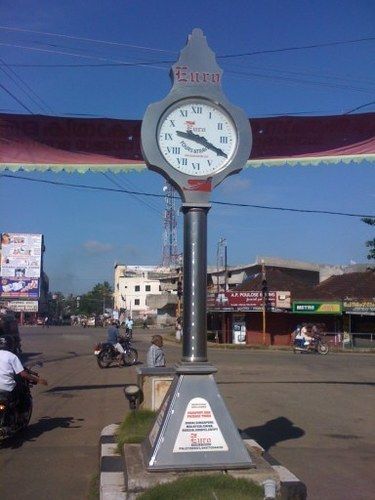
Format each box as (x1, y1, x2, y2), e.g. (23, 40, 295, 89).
(147, 335, 166, 367)
(175, 317, 182, 342)
(142, 314, 148, 329)
(43, 316, 49, 328)
(125, 316, 134, 338)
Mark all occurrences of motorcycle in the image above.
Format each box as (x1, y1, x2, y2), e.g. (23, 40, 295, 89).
(0, 364, 41, 441)
(94, 336, 138, 368)
(292, 334, 329, 355)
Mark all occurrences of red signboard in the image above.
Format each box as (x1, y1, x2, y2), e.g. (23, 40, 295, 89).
(211, 291, 290, 310)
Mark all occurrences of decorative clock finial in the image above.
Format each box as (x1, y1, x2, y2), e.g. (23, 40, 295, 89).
(170, 28, 223, 92)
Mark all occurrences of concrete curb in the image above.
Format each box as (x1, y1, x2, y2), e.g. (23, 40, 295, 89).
(99, 424, 125, 500)
(99, 425, 306, 499)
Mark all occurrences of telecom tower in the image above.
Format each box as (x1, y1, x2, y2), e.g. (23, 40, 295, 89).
(162, 181, 179, 268)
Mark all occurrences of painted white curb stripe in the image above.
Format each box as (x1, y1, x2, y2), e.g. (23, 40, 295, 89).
(272, 465, 300, 483)
(101, 443, 119, 456)
(101, 424, 119, 437)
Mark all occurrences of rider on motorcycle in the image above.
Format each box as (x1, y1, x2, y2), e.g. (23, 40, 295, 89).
(106, 320, 125, 364)
(300, 324, 313, 347)
(0, 337, 48, 401)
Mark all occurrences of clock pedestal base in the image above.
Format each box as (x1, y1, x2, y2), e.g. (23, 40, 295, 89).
(142, 363, 253, 471)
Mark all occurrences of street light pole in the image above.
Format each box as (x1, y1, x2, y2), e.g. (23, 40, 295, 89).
(261, 260, 267, 345)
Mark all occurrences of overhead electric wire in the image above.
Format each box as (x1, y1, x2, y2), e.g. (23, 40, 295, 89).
(218, 36, 375, 59)
(1, 173, 373, 219)
(101, 172, 163, 216)
(224, 60, 375, 89)
(0, 57, 53, 114)
(0, 82, 34, 114)
(226, 68, 373, 94)
(1, 25, 373, 58)
(0, 25, 177, 54)
(2, 42, 371, 95)
(345, 101, 375, 114)
(0, 42, 169, 72)
(2, 40, 373, 96)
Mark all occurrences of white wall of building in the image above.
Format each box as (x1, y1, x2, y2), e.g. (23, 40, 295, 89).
(114, 264, 163, 316)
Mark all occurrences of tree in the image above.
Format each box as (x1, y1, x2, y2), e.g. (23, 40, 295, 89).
(362, 218, 375, 261)
(79, 281, 113, 316)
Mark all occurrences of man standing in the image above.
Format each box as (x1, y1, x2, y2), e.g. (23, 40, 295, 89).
(147, 335, 166, 367)
(125, 317, 134, 339)
(175, 317, 182, 342)
(142, 315, 148, 329)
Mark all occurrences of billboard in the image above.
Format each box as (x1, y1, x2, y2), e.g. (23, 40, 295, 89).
(212, 291, 291, 311)
(292, 301, 342, 314)
(0, 232, 42, 299)
(5, 300, 39, 312)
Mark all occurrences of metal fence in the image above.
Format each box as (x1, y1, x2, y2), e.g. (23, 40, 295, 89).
(325, 331, 375, 349)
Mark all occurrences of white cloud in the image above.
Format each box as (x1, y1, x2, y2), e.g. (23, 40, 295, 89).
(218, 177, 251, 194)
(83, 240, 114, 254)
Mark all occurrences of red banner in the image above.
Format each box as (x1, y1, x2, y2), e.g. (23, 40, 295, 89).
(213, 291, 291, 310)
(0, 112, 374, 171)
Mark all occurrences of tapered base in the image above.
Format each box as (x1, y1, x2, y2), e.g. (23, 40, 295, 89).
(142, 363, 253, 471)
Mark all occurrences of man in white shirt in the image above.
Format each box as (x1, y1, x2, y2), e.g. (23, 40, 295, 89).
(125, 317, 134, 339)
(300, 324, 313, 346)
(0, 337, 47, 397)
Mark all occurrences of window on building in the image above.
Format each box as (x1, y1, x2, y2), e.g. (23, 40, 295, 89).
(135, 285, 140, 292)
(134, 299, 140, 306)
(145, 285, 151, 292)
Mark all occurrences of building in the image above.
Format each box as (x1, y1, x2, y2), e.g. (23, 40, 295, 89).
(207, 257, 374, 346)
(114, 264, 178, 320)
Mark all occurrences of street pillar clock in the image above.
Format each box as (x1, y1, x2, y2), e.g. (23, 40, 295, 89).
(141, 28, 252, 207)
(141, 29, 253, 471)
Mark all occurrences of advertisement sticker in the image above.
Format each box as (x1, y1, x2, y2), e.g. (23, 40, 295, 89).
(173, 397, 228, 453)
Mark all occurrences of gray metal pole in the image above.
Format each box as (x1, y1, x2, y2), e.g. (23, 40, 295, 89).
(182, 206, 209, 362)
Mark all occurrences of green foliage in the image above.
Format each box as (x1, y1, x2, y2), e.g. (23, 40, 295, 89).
(87, 473, 99, 500)
(138, 475, 264, 500)
(78, 281, 113, 315)
(362, 218, 375, 261)
(116, 410, 156, 451)
(365, 238, 375, 260)
(48, 281, 114, 317)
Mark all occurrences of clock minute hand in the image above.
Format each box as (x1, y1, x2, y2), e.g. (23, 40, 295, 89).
(176, 130, 228, 158)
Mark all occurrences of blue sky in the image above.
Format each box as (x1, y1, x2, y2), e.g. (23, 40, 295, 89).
(0, 1, 374, 294)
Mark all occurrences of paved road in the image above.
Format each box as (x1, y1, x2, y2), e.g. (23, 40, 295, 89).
(0, 326, 374, 499)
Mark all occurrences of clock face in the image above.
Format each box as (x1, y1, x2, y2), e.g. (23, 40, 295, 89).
(157, 98, 237, 176)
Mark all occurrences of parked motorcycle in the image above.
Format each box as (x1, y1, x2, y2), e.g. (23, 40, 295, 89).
(94, 337, 138, 368)
(292, 334, 329, 355)
(0, 364, 41, 441)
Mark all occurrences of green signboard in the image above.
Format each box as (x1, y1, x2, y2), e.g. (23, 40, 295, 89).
(292, 301, 342, 314)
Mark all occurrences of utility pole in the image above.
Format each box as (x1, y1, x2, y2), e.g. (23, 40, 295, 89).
(261, 260, 268, 345)
(176, 268, 183, 319)
(216, 237, 227, 292)
(162, 181, 179, 268)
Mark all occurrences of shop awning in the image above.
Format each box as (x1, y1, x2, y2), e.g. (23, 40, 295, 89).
(0, 112, 374, 172)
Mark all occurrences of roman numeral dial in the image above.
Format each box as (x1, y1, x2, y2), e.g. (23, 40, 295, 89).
(157, 98, 237, 176)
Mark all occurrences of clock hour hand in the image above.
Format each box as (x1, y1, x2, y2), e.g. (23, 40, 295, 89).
(176, 130, 228, 158)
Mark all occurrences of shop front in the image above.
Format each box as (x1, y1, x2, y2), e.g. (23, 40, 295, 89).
(208, 293, 345, 346)
(343, 300, 375, 347)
